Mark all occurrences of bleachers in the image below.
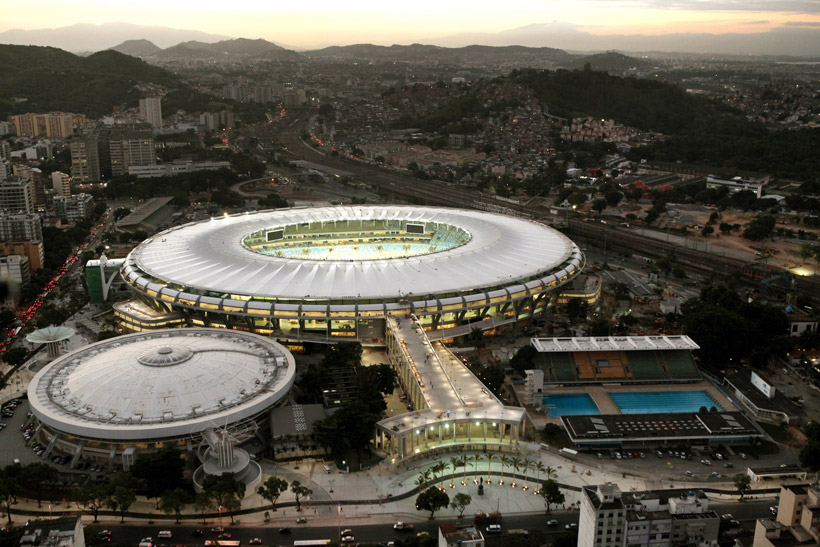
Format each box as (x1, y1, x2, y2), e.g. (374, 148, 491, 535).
(626, 352, 665, 380)
(662, 350, 700, 379)
(538, 348, 700, 384)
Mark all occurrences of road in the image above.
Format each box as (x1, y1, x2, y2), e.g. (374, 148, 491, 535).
(90, 498, 772, 546)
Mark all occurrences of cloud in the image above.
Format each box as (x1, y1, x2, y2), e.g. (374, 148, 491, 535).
(783, 20, 820, 26)
(741, 20, 770, 25)
(599, 0, 820, 13)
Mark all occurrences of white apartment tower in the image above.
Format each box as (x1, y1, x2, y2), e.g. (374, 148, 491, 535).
(139, 97, 163, 129)
(51, 171, 71, 197)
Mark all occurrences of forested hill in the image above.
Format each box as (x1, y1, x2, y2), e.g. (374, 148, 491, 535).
(510, 67, 752, 136)
(0, 45, 212, 118)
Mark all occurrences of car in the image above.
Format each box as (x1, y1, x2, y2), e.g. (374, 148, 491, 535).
(701, 459, 712, 466)
(100, 531, 112, 537)
(685, 471, 694, 476)
(486, 524, 502, 534)
(723, 462, 734, 468)
(547, 519, 558, 526)
(639, 451, 645, 458)
(157, 532, 172, 539)
(770, 506, 778, 515)
(217, 533, 232, 540)
(597, 452, 603, 459)
(296, 517, 307, 523)
(711, 472, 722, 478)
(341, 536, 355, 543)
(729, 519, 741, 528)
(739, 452, 748, 460)
(278, 528, 292, 534)
(191, 531, 204, 537)
(416, 532, 429, 538)
(249, 539, 263, 545)
(210, 528, 224, 534)
(721, 514, 734, 520)
(715, 453, 724, 460)
(565, 523, 578, 530)
(656, 450, 664, 458)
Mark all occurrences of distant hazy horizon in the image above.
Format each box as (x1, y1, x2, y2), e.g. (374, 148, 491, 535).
(2, 0, 820, 57)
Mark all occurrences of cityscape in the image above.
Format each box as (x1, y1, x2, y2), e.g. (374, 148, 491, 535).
(1, 6, 820, 547)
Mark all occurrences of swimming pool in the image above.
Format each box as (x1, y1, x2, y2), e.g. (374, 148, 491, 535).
(609, 390, 723, 415)
(542, 393, 601, 417)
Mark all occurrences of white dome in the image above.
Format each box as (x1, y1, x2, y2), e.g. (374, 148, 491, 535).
(28, 329, 296, 441)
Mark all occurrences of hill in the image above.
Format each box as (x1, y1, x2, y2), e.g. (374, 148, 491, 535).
(156, 38, 303, 61)
(306, 43, 575, 66)
(109, 39, 162, 57)
(566, 51, 655, 74)
(0, 45, 212, 118)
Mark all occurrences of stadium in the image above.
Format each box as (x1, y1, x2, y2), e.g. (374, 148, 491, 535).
(27, 328, 296, 473)
(114, 206, 585, 342)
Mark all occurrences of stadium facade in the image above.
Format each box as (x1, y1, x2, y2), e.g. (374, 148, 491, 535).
(114, 206, 584, 342)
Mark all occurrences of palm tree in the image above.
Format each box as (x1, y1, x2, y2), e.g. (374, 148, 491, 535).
(521, 458, 533, 490)
(544, 465, 557, 480)
(471, 454, 482, 483)
(485, 453, 496, 484)
(460, 455, 470, 485)
(449, 457, 461, 488)
(499, 455, 511, 485)
(438, 461, 451, 490)
(535, 462, 546, 493)
(510, 457, 522, 487)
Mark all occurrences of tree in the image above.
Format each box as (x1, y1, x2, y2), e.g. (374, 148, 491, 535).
(130, 447, 185, 508)
(701, 225, 714, 237)
(0, 473, 19, 524)
(799, 423, 820, 470)
(733, 474, 752, 501)
(719, 222, 733, 234)
(108, 485, 136, 523)
(202, 474, 244, 509)
(450, 493, 472, 518)
(223, 493, 242, 524)
(194, 491, 213, 524)
(257, 476, 288, 512)
(415, 487, 450, 519)
(22, 462, 58, 508)
(290, 480, 313, 512)
(539, 479, 565, 512)
(743, 215, 776, 241)
(2, 347, 28, 368)
(510, 345, 538, 375)
(78, 483, 109, 523)
(160, 488, 191, 523)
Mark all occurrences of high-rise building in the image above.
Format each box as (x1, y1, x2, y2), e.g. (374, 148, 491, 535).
(0, 240, 43, 271)
(753, 485, 820, 547)
(11, 112, 75, 138)
(0, 213, 43, 241)
(108, 124, 155, 176)
(51, 171, 71, 197)
(0, 177, 35, 214)
(0, 254, 30, 286)
(70, 125, 106, 182)
(579, 484, 719, 547)
(52, 193, 94, 223)
(138, 97, 163, 129)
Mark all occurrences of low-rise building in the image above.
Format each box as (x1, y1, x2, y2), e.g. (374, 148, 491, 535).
(438, 523, 484, 547)
(19, 517, 85, 547)
(580, 484, 719, 547)
(751, 484, 820, 547)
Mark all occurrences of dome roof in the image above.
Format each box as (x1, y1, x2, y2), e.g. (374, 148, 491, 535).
(28, 329, 295, 440)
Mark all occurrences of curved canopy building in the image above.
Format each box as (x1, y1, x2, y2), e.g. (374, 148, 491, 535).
(27, 328, 295, 469)
(115, 206, 584, 342)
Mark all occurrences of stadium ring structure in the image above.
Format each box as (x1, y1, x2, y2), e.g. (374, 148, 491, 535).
(115, 206, 585, 343)
(27, 328, 296, 475)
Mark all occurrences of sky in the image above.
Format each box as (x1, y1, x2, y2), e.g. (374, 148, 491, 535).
(2, 0, 820, 50)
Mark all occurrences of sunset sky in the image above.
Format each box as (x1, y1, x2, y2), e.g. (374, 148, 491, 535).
(3, 0, 820, 49)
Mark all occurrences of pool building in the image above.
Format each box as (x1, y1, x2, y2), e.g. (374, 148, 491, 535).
(522, 336, 762, 448)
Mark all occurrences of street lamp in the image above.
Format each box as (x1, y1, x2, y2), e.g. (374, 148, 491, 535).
(218, 505, 222, 526)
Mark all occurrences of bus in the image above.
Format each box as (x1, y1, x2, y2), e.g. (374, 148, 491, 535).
(293, 541, 332, 547)
(205, 541, 241, 547)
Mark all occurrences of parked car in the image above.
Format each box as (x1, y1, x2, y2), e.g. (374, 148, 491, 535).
(547, 519, 558, 526)
(249, 539, 263, 545)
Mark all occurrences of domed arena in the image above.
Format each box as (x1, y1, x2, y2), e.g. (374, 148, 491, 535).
(115, 206, 584, 342)
(27, 328, 296, 471)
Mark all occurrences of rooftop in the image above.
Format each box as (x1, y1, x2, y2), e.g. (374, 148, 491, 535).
(532, 335, 700, 353)
(563, 411, 762, 442)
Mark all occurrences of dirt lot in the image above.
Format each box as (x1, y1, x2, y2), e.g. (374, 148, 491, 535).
(616, 203, 820, 275)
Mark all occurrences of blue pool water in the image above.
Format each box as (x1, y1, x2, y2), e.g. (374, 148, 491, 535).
(542, 393, 600, 417)
(609, 391, 722, 415)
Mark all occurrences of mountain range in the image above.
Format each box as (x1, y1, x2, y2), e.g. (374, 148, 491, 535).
(1, 21, 819, 58)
